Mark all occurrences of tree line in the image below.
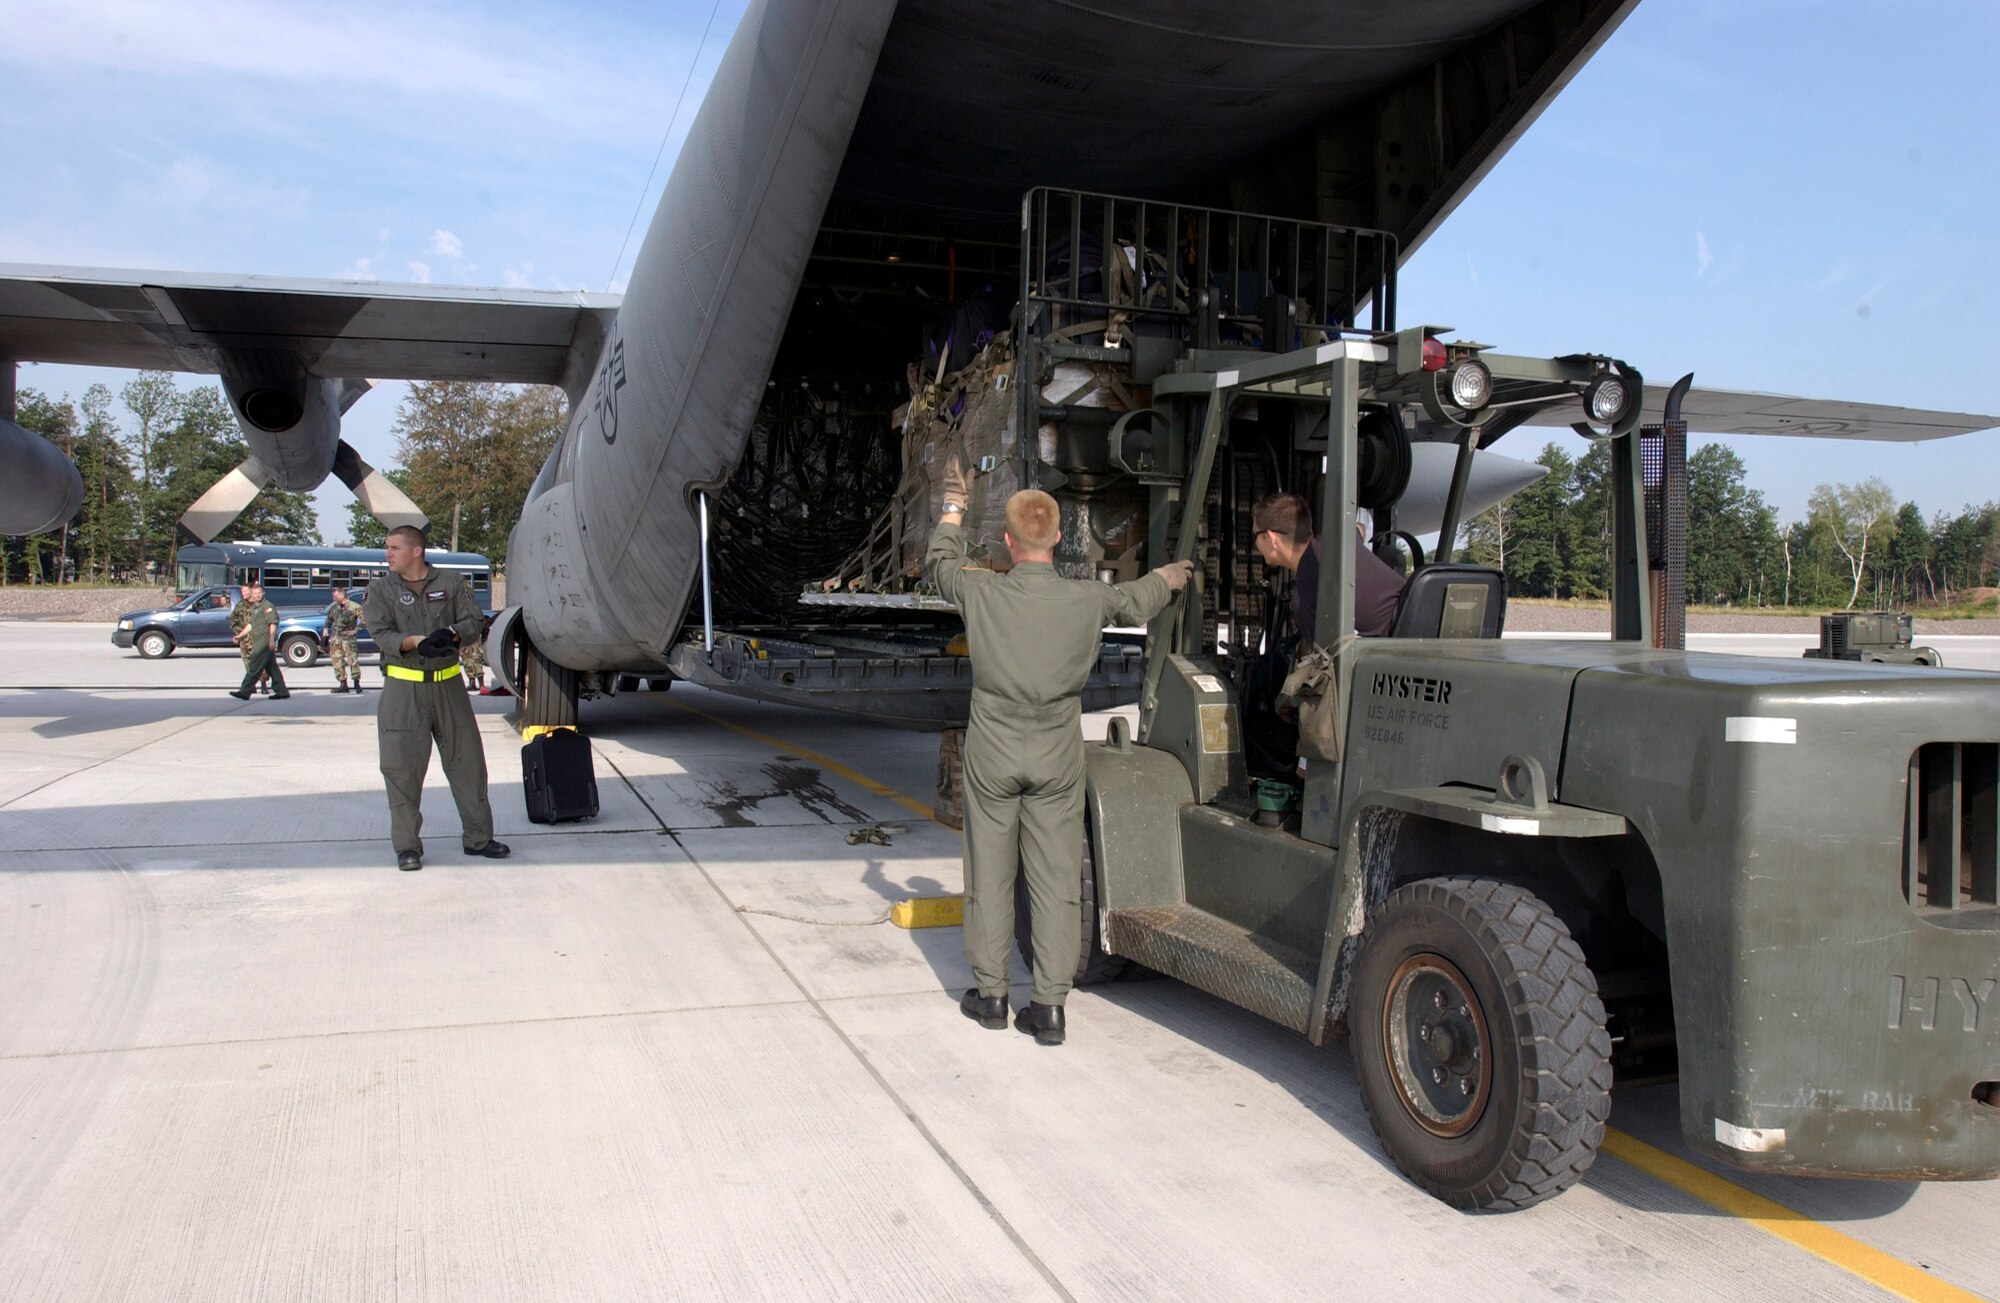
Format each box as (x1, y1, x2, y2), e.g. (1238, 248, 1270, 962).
(4, 376, 565, 584)
(6, 379, 1986, 608)
(1460, 440, 2000, 610)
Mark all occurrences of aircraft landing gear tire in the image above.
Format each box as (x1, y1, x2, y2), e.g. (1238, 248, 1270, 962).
(520, 639, 577, 729)
(1352, 877, 1611, 1212)
(1015, 808, 1127, 987)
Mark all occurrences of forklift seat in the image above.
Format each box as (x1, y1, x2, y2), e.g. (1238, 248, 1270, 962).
(1387, 565, 1506, 639)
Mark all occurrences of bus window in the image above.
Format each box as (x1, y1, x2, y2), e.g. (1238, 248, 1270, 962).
(291, 569, 312, 588)
(310, 567, 332, 588)
(473, 574, 491, 595)
(331, 569, 351, 589)
(262, 569, 287, 587)
(176, 561, 227, 592)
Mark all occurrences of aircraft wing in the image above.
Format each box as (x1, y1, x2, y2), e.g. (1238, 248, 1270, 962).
(0, 264, 621, 401)
(1519, 383, 2000, 443)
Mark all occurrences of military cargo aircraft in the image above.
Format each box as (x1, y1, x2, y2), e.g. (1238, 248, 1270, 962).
(3, 0, 1994, 729)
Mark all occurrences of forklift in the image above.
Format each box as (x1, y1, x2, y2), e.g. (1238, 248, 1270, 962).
(1034, 328, 2000, 1211)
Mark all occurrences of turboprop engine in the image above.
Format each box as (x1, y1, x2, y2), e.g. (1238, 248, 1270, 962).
(175, 363, 427, 545)
(0, 416, 84, 537)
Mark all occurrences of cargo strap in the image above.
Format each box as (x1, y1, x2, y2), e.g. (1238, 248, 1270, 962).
(384, 663, 462, 683)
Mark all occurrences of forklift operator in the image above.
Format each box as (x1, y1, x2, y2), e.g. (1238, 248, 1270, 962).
(927, 461, 1191, 1046)
(1251, 491, 1403, 645)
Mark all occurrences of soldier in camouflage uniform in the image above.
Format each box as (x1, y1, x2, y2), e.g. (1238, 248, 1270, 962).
(458, 621, 488, 692)
(229, 586, 271, 694)
(325, 587, 363, 693)
(927, 464, 1190, 1045)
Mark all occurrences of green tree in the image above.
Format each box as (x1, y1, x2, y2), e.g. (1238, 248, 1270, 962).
(1806, 478, 1898, 608)
(120, 371, 181, 579)
(76, 385, 138, 579)
(1502, 443, 1576, 597)
(1881, 501, 1930, 605)
(394, 381, 565, 560)
(1566, 439, 1612, 598)
(1686, 444, 1780, 606)
(1461, 500, 1510, 571)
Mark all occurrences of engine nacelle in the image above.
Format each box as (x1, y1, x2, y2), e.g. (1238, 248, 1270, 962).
(0, 417, 86, 536)
(218, 357, 343, 493)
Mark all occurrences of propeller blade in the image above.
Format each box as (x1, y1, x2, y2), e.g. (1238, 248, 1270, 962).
(176, 458, 272, 545)
(334, 378, 374, 415)
(330, 439, 427, 532)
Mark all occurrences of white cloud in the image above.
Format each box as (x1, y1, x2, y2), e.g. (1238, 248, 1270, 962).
(338, 257, 375, 281)
(1809, 260, 1853, 292)
(1695, 228, 1713, 278)
(503, 261, 535, 287)
(429, 229, 462, 258)
(407, 260, 432, 283)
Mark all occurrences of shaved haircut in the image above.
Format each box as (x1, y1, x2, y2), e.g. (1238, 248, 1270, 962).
(1005, 490, 1061, 552)
(387, 524, 428, 549)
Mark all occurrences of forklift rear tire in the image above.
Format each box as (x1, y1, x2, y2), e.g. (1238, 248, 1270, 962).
(1015, 810, 1127, 987)
(1351, 877, 1611, 1212)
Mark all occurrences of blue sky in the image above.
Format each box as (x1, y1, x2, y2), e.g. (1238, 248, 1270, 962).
(3, 0, 1996, 540)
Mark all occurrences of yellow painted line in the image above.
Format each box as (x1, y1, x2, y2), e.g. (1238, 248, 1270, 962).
(652, 696, 936, 820)
(891, 896, 964, 929)
(1600, 1129, 1983, 1303)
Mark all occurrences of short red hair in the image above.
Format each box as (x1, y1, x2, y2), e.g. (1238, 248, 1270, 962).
(1004, 490, 1060, 551)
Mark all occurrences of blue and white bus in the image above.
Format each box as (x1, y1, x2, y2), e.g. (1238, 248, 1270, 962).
(174, 542, 493, 608)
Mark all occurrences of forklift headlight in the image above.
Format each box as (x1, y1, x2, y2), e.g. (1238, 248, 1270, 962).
(1447, 359, 1492, 411)
(1584, 374, 1632, 425)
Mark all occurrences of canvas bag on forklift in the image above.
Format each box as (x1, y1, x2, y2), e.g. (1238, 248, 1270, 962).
(1279, 641, 1350, 763)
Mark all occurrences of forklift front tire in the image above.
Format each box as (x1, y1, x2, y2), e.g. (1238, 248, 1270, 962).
(1352, 877, 1612, 1212)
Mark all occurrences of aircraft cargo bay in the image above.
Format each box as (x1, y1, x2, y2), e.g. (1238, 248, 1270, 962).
(2, 623, 1994, 1302)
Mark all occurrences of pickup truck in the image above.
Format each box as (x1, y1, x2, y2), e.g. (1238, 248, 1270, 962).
(113, 586, 378, 668)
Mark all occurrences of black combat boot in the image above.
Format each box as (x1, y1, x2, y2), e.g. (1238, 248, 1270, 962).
(1014, 1001, 1066, 1046)
(960, 989, 1008, 1030)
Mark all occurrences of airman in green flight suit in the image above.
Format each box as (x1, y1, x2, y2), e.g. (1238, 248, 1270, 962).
(361, 525, 510, 872)
(927, 463, 1190, 1044)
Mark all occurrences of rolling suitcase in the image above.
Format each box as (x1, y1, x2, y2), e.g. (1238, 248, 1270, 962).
(523, 727, 598, 823)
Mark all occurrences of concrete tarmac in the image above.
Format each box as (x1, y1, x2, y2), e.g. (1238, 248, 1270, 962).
(2, 622, 1996, 1300)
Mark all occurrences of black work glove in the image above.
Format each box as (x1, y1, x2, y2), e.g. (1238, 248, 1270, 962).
(417, 628, 459, 660)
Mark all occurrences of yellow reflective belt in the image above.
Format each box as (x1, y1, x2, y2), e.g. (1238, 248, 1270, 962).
(383, 663, 463, 683)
